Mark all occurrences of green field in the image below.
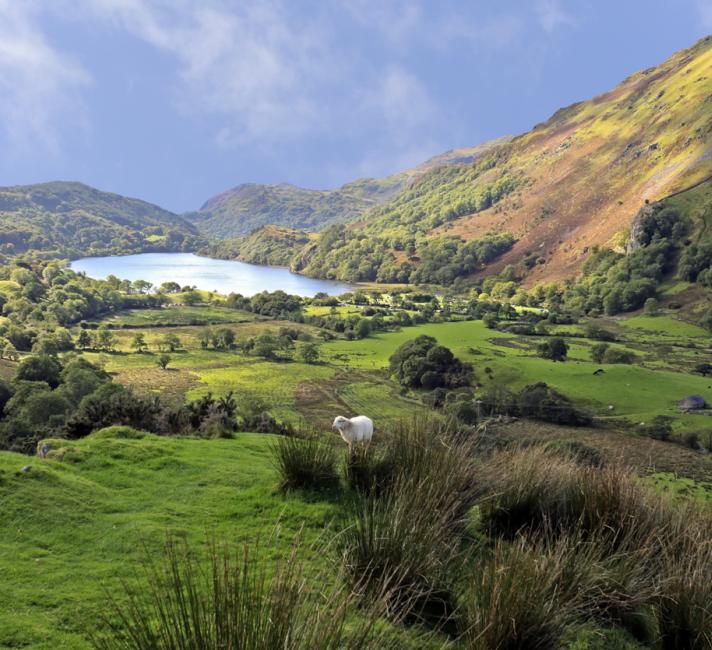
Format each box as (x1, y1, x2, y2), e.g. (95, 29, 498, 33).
(0, 430, 339, 649)
(77, 310, 712, 432)
(619, 314, 709, 338)
(323, 320, 712, 427)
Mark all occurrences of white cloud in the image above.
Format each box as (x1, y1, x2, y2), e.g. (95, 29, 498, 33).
(363, 66, 435, 132)
(79, 0, 332, 144)
(0, 0, 90, 153)
(535, 0, 577, 33)
(697, 0, 712, 28)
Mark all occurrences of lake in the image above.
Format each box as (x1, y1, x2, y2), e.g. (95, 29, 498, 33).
(70, 252, 354, 297)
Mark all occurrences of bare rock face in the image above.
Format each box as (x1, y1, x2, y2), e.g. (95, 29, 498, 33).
(626, 203, 655, 253)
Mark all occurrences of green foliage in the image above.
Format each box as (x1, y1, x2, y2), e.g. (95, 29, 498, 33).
(294, 224, 514, 284)
(297, 342, 320, 364)
(16, 353, 62, 387)
(389, 335, 472, 389)
(191, 175, 407, 238)
(0, 181, 201, 261)
(157, 353, 170, 370)
(537, 336, 569, 361)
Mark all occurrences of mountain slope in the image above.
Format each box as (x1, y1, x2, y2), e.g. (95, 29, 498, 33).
(0, 181, 202, 261)
(188, 138, 511, 238)
(327, 35, 711, 286)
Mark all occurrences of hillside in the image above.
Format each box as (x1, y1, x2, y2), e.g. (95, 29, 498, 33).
(187, 138, 511, 238)
(380, 36, 712, 285)
(0, 181, 202, 261)
(198, 224, 317, 266)
(266, 36, 712, 289)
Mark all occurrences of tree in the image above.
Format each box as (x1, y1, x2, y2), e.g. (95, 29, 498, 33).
(159, 333, 181, 352)
(16, 354, 63, 388)
(212, 328, 235, 350)
(132, 279, 153, 294)
(183, 290, 202, 306)
(95, 327, 116, 352)
(3, 341, 19, 361)
(537, 337, 568, 362)
(157, 354, 170, 370)
(389, 335, 471, 389)
(643, 297, 659, 316)
(158, 281, 181, 294)
(131, 333, 148, 353)
(694, 362, 712, 377)
(590, 343, 609, 364)
(252, 333, 280, 360)
(76, 329, 92, 350)
(199, 328, 213, 350)
(298, 342, 320, 364)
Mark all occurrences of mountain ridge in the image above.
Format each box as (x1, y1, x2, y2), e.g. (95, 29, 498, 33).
(0, 180, 201, 262)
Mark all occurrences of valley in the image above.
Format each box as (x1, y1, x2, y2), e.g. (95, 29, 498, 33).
(0, 26, 711, 650)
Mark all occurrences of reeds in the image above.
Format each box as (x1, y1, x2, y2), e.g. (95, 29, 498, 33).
(92, 536, 396, 650)
(271, 435, 339, 492)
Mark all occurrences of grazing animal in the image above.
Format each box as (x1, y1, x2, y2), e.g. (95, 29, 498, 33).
(332, 415, 373, 451)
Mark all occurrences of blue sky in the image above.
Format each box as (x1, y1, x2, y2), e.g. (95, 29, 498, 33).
(0, 1, 710, 212)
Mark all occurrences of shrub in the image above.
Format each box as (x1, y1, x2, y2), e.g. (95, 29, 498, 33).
(388, 336, 472, 389)
(537, 337, 568, 361)
(272, 436, 339, 491)
(643, 415, 673, 442)
(93, 537, 395, 650)
(518, 382, 592, 426)
(681, 431, 699, 450)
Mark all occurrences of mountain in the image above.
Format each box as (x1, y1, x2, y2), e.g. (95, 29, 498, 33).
(187, 137, 512, 238)
(0, 181, 202, 261)
(362, 36, 712, 286)
(243, 35, 711, 288)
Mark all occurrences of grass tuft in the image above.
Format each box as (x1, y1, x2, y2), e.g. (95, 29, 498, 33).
(271, 435, 340, 492)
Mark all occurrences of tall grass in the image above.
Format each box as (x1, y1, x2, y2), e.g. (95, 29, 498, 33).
(338, 419, 477, 627)
(477, 446, 667, 545)
(474, 446, 712, 648)
(657, 514, 712, 649)
(93, 537, 395, 650)
(271, 435, 339, 492)
(459, 531, 659, 650)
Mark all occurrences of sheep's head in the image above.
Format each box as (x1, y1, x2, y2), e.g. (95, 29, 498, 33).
(332, 416, 349, 431)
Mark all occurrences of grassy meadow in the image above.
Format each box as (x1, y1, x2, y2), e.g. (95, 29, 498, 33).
(77, 304, 712, 434)
(0, 430, 344, 649)
(2, 299, 712, 648)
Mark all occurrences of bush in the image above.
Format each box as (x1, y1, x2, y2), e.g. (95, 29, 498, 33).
(537, 337, 569, 361)
(271, 436, 339, 492)
(389, 336, 472, 389)
(518, 383, 592, 426)
(643, 415, 673, 442)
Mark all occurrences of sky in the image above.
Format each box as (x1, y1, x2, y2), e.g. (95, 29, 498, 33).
(0, 1, 710, 213)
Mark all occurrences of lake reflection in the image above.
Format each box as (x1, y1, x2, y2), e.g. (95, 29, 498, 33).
(70, 253, 354, 297)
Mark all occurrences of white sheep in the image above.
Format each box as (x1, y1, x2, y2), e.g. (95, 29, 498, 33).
(332, 415, 373, 452)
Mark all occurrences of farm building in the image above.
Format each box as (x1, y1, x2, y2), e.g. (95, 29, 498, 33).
(678, 395, 707, 411)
